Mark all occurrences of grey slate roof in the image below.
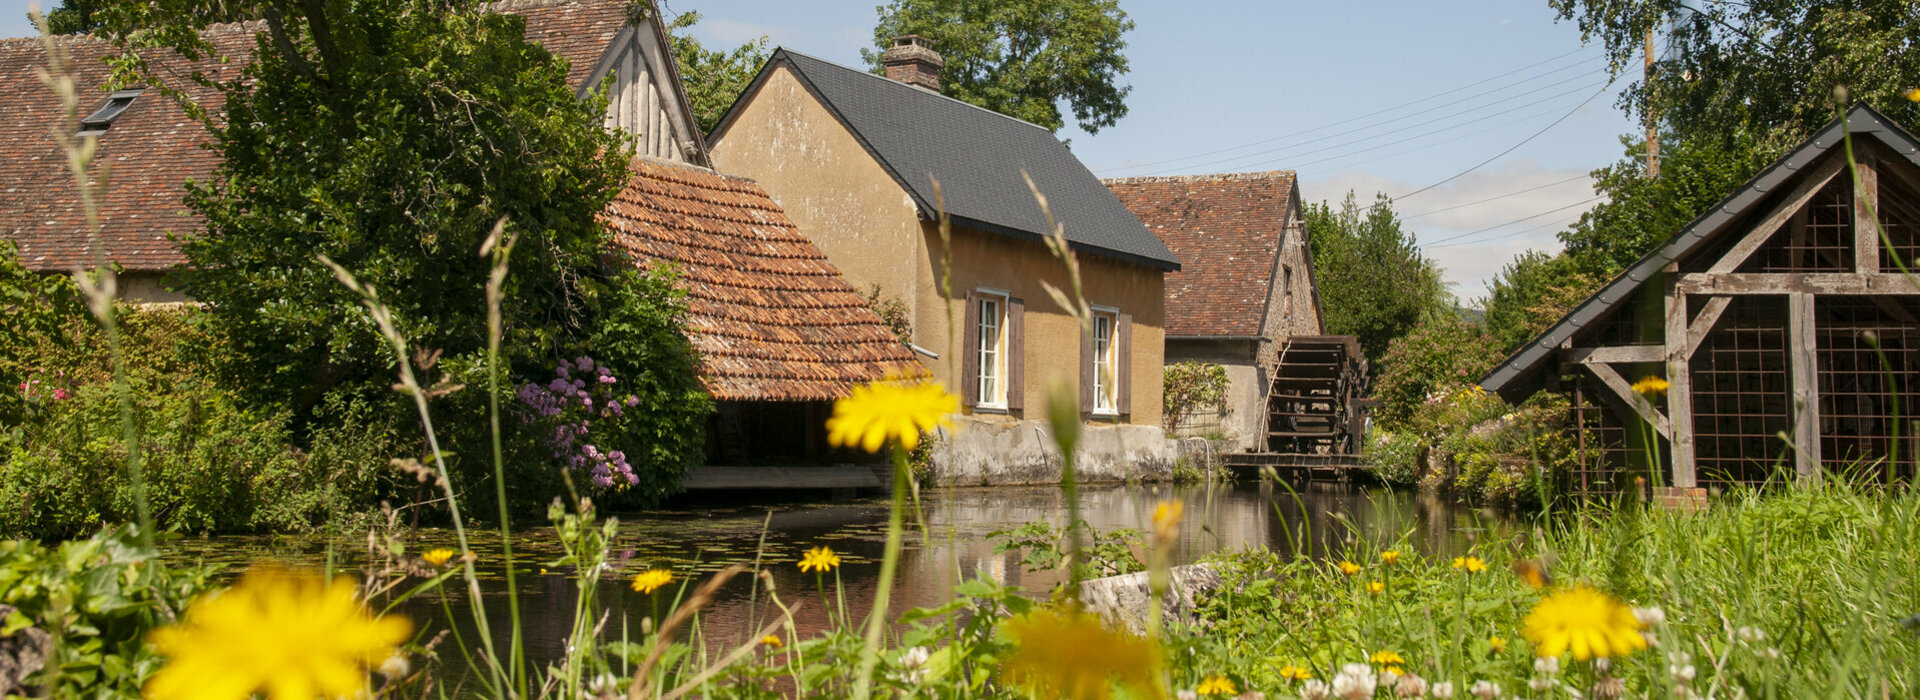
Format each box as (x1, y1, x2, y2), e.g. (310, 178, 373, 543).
(1480, 103, 1920, 399)
(715, 49, 1179, 271)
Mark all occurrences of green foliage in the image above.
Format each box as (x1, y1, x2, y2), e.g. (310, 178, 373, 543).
(666, 10, 771, 134)
(1479, 250, 1606, 353)
(1372, 315, 1498, 429)
(0, 528, 221, 698)
(860, 283, 915, 346)
(1303, 191, 1452, 367)
(989, 519, 1144, 582)
(579, 267, 711, 506)
(864, 0, 1135, 133)
(0, 241, 84, 434)
(159, 0, 632, 431)
(1557, 133, 1768, 276)
(1162, 361, 1229, 432)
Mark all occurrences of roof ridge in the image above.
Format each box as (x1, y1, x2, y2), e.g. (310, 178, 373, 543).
(484, 0, 621, 11)
(776, 48, 1053, 134)
(1102, 170, 1297, 185)
(3, 18, 269, 47)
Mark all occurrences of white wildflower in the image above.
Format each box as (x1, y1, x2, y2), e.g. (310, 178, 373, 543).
(1333, 663, 1378, 700)
(1378, 669, 1400, 687)
(1394, 673, 1429, 698)
(1177, 691, 1198, 700)
(1300, 679, 1333, 700)
(1634, 606, 1667, 627)
(1671, 664, 1697, 684)
(378, 653, 411, 678)
(1469, 680, 1501, 699)
(1763, 647, 1781, 660)
(1532, 656, 1559, 676)
(1529, 677, 1552, 692)
(1736, 626, 1765, 643)
(1430, 681, 1456, 699)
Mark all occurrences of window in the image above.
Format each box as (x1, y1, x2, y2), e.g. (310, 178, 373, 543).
(1092, 309, 1118, 414)
(80, 89, 144, 133)
(1282, 266, 1294, 316)
(976, 292, 1008, 407)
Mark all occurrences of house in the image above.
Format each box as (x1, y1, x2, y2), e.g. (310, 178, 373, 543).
(0, 0, 701, 300)
(1481, 104, 1920, 500)
(1103, 171, 1325, 452)
(707, 38, 1185, 483)
(0, 1, 921, 468)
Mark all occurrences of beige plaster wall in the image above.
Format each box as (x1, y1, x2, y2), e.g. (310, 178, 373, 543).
(920, 223, 1165, 427)
(708, 64, 927, 312)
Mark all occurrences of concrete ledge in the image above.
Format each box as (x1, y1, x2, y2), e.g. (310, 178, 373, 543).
(929, 416, 1179, 486)
(680, 465, 884, 491)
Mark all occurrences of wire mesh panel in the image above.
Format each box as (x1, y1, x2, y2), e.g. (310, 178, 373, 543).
(1569, 372, 1632, 498)
(1815, 298, 1920, 484)
(1740, 178, 1854, 273)
(1690, 296, 1793, 487)
(1879, 173, 1920, 271)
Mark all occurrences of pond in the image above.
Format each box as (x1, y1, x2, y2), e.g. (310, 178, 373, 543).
(160, 481, 1504, 674)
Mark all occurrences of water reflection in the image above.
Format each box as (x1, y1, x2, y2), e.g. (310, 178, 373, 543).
(161, 482, 1506, 675)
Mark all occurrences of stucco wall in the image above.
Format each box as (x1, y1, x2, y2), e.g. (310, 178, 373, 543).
(708, 64, 927, 314)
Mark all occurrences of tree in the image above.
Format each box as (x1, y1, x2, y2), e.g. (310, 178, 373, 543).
(666, 10, 770, 134)
(1479, 250, 1606, 353)
(1303, 191, 1452, 369)
(863, 0, 1134, 133)
(1557, 132, 1766, 276)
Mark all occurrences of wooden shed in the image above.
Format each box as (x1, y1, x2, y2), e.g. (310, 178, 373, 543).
(1481, 104, 1920, 496)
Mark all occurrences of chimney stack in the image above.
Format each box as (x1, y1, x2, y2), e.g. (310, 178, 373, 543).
(880, 35, 943, 92)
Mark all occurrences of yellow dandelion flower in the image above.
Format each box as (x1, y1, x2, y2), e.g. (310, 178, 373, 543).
(1370, 650, 1407, 667)
(1197, 675, 1236, 696)
(799, 545, 841, 573)
(1000, 607, 1164, 700)
(1337, 560, 1362, 576)
(146, 567, 411, 700)
(1451, 556, 1488, 573)
(826, 372, 959, 453)
(760, 634, 784, 648)
(1490, 635, 1509, 653)
(421, 548, 455, 567)
(1630, 376, 1669, 399)
(1367, 580, 1385, 595)
(1380, 549, 1401, 565)
(1151, 499, 1184, 543)
(630, 569, 673, 594)
(1277, 664, 1313, 680)
(1521, 585, 1648, 660)
(1906, 87, 1920, 102)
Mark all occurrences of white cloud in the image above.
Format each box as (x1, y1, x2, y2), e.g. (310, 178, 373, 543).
(1299, 159, 1604, 301)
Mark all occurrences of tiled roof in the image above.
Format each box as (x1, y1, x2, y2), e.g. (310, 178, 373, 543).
(716, 50, 1180, 271)
(1103, 171, 1297, 337)
(0, 0, 628, 272)
(605, 158, 925, 401)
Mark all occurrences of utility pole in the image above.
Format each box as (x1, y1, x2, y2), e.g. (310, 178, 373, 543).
(1644, 23, 1661, 178)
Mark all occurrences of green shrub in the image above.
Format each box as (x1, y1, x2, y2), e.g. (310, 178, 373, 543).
(1373, 315, 1499, 429)
(1368, 427, 1424, 486)
(1163, 361, 1229, 432)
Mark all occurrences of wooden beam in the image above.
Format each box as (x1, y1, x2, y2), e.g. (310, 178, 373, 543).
(1708, 154, 1849, 273)
(1682, 296, 1733, 358)
(1676, 272, 1920, 295)
(1666, 285, 1697, 488)
(1788, 292, 1823, 482)
(1585, 361, 1671, 439)
(1566, 345, 1664, 364)
(1855, 150, 1880, 274)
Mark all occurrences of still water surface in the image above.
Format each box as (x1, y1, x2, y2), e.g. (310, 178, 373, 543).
(161, 482, 1501, 671)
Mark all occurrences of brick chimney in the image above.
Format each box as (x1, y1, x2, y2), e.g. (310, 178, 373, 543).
(880, 35, 943, 92)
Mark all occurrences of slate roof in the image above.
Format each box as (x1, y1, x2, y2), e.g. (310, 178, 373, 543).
(1481, 103, 1920, 399)
(714, 49, 1180, 271)
(1104, 171, 1300, 337)
(0, 0, 633, 272)
(604, 158, 925, 401)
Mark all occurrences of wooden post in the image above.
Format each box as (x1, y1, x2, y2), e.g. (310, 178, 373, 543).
(1855, 149, 1880, 274)
(1788, 292, 1823, 482)
(1644, 24, 1660, 179)
(1665, 281, 1697, 487)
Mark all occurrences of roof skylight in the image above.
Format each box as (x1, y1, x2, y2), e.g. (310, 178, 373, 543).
(79, 89, 145, 133)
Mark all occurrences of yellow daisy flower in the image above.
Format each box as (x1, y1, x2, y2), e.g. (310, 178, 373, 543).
(799, 545, 841, 573)
(1277, 664, 1313, 680)
(760, 634, 784, 648)
(1370, 650, 1407, 667)
(1521, 585, 1648, 660)
(826, 372, 959, 453)
(1197, 675, 1236, 696)
(1630, 376, 1669, 399)
(421, 548, 455, 567)
(146, 567, 411, 700)
(1000, 607, 1163, 700)
(1380, 549, 1401, 565)
(1490, 635, 1509, 653)
(1905, 87, 1920, 102)
(630, 569, 673, 594)
(1451, 556, 1488, 573)
(1337, 560, 1362, 576)
(1151, 499, 1184, 544)
(1367, 580, 1385, 595)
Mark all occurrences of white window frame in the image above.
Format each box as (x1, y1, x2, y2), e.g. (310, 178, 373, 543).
(1091, 306, 1119, 416)
(975, 288, 1011, 409)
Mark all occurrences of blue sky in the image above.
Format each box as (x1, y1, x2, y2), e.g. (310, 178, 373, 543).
(0, 0, 1642, 300)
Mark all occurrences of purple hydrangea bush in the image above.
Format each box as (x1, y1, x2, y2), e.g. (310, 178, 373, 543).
(516, 356, 643, 488)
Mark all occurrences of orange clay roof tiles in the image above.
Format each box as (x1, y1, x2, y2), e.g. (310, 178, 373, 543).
(605, 158, 925, 401)
(1103, 171, 1297, 337)
(0, 0, 626, 272)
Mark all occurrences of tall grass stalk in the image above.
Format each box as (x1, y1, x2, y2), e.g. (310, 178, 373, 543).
(480, 220, 529, 694)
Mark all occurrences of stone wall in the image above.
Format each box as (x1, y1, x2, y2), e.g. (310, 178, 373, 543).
(929, 415, 1202, 486)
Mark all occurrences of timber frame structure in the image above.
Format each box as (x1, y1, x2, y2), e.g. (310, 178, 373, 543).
(1482, 104, 1920, 495)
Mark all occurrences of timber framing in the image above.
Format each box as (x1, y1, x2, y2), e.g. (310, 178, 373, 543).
(1483, 104, 1920, 494)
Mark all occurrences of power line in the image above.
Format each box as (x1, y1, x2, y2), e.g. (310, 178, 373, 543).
(1294, 98, 1600, 178)
(1422, 195, 1605, 248)
(1274, 80, 1607, 173)
(1391, 78, 1617, 202)
(1402, 174, 1593, 220)
(1093, 46, 1602, 175)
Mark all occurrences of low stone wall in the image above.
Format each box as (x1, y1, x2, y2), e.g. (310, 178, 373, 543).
(1078, 563, 1222, 635)
(928, 416, 1188, 486)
